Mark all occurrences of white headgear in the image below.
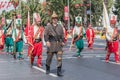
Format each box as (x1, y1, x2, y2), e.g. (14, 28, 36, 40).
(33, 12, 41, 24)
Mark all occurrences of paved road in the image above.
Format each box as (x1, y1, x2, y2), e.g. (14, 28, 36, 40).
(0, 38, 120, 80)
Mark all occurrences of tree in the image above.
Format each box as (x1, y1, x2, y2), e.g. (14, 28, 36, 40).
(2, 0, 114, 27)
(113, 0, 120, 22)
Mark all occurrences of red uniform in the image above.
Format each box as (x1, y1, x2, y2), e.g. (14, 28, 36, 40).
(0, 29, 4, 51)
(86, 26, 95, 49)
(28, 25, 44, 67)
(106, 27, 119, 63)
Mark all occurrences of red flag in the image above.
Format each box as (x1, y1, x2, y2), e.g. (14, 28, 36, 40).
(24, 11, 31, 44)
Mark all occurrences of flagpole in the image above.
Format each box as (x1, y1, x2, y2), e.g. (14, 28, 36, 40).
(68, 0, 70, 31)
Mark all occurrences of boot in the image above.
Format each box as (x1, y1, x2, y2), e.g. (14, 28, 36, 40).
(115, 53, 119, 63)
(13, 52, 16, 60)
(105, 54, 110, 63)
(31, 57, 34, 67)
(57, 67, 63, 77)
(46, 65, 50, 74)
(37, 57, 42, 68)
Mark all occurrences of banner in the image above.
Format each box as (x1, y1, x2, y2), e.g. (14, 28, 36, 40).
(64, 6, 69, 21)
(103, 2, 113, 41)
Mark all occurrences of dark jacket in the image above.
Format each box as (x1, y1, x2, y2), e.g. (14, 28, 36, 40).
(44, 24, 64, 52)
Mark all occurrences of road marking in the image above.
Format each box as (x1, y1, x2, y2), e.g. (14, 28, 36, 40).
(67, 40, 106, 46)
(101, 60, 120, 65)
(0, 60, 8, 63)
(32, 66, 58, 77)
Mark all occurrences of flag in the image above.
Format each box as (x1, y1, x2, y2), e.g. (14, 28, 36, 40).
(24, 11, 32, 45)
(24, 11, 30, 36)
(103, 2, 110, 28)
(103, 2, 113, 41)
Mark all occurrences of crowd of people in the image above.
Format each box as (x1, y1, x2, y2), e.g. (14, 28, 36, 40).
(0, 11, 120, 77)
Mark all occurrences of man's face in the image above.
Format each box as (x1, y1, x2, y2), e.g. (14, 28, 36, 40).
(35, 18, 41, 26)
(111, 24, 115, 28)
(52, 17, 58, 24)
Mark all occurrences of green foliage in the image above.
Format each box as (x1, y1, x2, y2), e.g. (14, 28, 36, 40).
(1, 0, 114, 27)
(113, 0, 120, 21)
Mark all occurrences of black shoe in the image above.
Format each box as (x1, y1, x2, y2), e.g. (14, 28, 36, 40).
(13, 54, 16, 60)
(57, 67, 63, 77)
(46, 65, 50, 74)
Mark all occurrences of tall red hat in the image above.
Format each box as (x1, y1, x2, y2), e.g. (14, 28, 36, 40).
(110, 16, 117, 25)
(110, 20, 116, 25)
(33, 12, 41, 24)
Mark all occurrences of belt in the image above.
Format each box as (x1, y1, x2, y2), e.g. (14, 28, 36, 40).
(18, 38, 23, 41)
(6, 35, 12, 37)
(113, 39, 118, 41)
(113, 37, 118, 41)
(34, 38, 42, 43)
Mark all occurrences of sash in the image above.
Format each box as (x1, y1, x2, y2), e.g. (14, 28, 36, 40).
(6, 27, 12, 35)
(15, 30, 21, 42)
(33, 27, 43, 41)
(73, 26, 83, 40)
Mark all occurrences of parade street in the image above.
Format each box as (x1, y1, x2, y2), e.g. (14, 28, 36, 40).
(0, 38, 120, 80)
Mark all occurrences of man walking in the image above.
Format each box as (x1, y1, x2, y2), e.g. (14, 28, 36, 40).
(105, 20, 120, 63)
(28, 12, 44, 67)
(44, 11, 64, 76)
(86, 24, 95, 49)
